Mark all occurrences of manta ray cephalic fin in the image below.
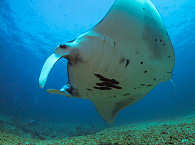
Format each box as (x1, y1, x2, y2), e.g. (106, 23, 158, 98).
(47, 88, 72, 97)
(39, 46, 70, 89)
(39, 53, 63, 88)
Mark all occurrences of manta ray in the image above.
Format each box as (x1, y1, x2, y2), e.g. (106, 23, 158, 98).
(39, 0, 175, 124)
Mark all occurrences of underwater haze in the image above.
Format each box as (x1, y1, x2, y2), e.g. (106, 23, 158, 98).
(0, 0, 195, 128)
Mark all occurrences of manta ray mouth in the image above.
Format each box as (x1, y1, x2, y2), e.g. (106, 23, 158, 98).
(39, 53, 63, 88)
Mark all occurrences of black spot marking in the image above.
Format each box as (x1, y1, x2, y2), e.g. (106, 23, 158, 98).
(140, 61, 144, 64)
(74, 53, 83, 64)
(142, 8, 145, 10)
(140, 84, 153, 87)
(153, 78, 157, 81)
(154, 38, 158, 42)
(96, 81, 122, 89)
(101, 78, 119, 84)
(59, 44, 67, 49)
(114, 41, 116, 48)
(125, 59, 130, 68)
(87, 88, 92, 91)
(119, 57, 125, 64)
(94, 73, 104, 79)
(120, 57, 130, 68)
(96, 82, 118, 88)
(134, 88, 136, 90)
(66, 51, 83, 66)
(112, 85, 122, 89)
(94, 73, 119, 84)
(93, 86, 112, 90)
(144, 70, 148, 74)
(94, 73, 122, 90)
(96, 82, 106, 86)
(123, 93, 130, 96)
(160, 39, 163, 43)
(113, 95, 117, 98)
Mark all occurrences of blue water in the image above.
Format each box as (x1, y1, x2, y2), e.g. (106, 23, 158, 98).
(0, 0, 194, 127)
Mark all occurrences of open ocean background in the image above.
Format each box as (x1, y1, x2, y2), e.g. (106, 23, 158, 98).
(0, 0, 194, 128)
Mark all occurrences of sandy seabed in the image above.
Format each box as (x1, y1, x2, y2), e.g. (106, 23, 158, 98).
(0, 114, 194, 145)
